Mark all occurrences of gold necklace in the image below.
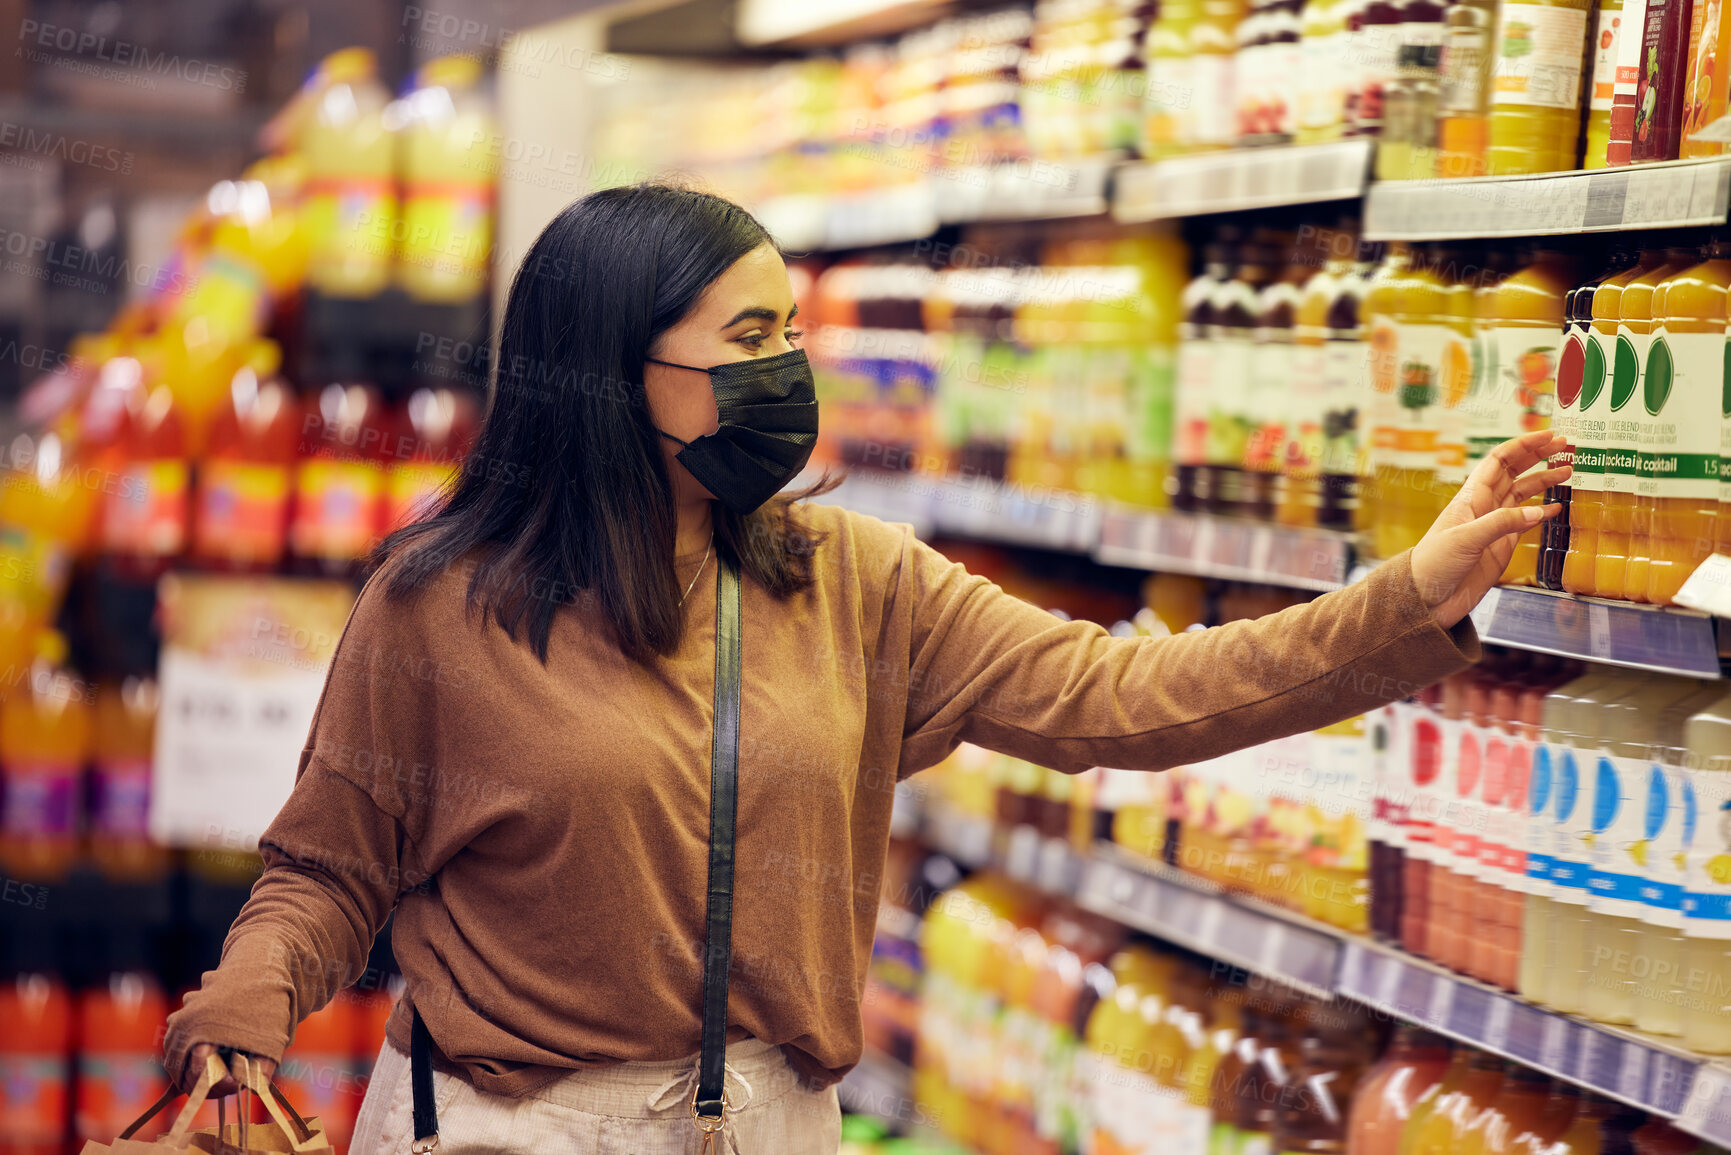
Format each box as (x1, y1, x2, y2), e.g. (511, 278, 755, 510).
(680, 533, 714, 608)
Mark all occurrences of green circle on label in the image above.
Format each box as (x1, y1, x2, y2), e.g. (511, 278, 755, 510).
(1611, 334, 1639, 411)
(1644, 337, 1673, 416)
(1580, 334, 1606, 411)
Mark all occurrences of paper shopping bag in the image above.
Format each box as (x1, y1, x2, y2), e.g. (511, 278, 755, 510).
(80, 1053, 332, 1155)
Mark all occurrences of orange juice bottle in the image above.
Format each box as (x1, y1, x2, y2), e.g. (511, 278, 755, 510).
(1564, 249, 1653, 593)
(74, 956, 169, 1147)
(1485, 0, 1594, 173)
(1399, 1050, 1505, 1155)
(1347, 1027, 1451, 1155)
(1437, 0, 1499, 175)
(1471, 247, 1573, 585)
(192, 339, 299, 573)
(0, 966, 74, 1155)
(89, 676, 167, 883)
(1393, 1046, 1473, 1155)
(1360, 244, 1414, 556)
(0, 631, 92, 885)
(1385, 246, 1452, 556)
(1595, 247, 1698, 599)
(1642, 235, 1731, 605)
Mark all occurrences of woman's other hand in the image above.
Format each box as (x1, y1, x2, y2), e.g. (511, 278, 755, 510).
(182, 1042, 278, 1097)
(1410, 429, 1570, 629)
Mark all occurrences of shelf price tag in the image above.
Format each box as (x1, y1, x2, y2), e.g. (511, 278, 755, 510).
(1425, 976, 1456, 1029)
(1673, 553, 1731, 617)
(1484, 996, 1513, 1051)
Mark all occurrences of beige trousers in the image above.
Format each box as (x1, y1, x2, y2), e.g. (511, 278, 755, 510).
(350, 1034, 842, 1155)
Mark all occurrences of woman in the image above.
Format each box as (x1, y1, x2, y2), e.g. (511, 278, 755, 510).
(163, 183, 1565, 1154)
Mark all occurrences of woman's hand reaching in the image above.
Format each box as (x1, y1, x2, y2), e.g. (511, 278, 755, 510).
(1409, 429, 1570, 630)
(182, 1042, 278, 1098)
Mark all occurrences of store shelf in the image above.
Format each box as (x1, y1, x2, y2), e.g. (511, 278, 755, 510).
(1095, 506, 1352, 591)
(908, 797, 1731, 1140)
(805, 469, 1104, 552)
(1112, 140, 1373, 223)
(1363, 157, 1731, 241)
(1465, 585, 1726, 678)
(935, 156, 1116, 223)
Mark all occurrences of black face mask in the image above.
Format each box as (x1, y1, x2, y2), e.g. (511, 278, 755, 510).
(646, 347, 820, 516)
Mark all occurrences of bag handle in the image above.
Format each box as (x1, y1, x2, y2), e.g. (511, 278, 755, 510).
(235, 1055, 322, 1150)
(114, 1051, 226, 1142)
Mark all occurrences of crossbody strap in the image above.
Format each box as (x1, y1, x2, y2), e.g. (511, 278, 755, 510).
(694, 552, 742, 1123)
(408, 554, 743, 1145)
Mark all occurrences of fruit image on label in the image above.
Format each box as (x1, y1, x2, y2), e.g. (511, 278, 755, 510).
(1645, 336, 1673, 414)
(1612, 334, 1641, 409)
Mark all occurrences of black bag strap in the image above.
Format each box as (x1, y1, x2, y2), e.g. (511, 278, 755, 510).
(408, 553, 743, 1147)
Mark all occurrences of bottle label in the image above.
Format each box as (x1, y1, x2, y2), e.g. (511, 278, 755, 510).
(399, 185, 494, 298)
(1491, 3, 1590, 109)
(1551, 322, 1587, 471)
(1448, 719, 1484, 869)
(90, 757, 151, 840)
(1407, 707, 1447, 858)
(1245, 340, 1292, 472)
(1435, 328, 1474, 485)
(103, 459, 190, 557)
(1477, 730, 1521, 879)
(1149, 57, 1197, 151)
(1469, 326, 1559, 467)
(196, 459, 291, 564)
(1526, 740, 1555, 894)
(1388, 322, 1447, 470)
(1353, 24, 1400, 130)
(384, 460, 459, 533)
(1128, 346, 1178, 467)
(1193, 54, 1237, 147)
(1588, 753, 1652, 918)
(1207, 335, 1255, 468)
(1548, 743, 1591, 903)
(1600, 326, 1648, 492)
(1645, 759, 1694, 924)
(1440, 20, 1493, 113)
(303, 178, 397, 290)
(291, 459, 384, 561)
(0, 1055, 67, 1144)
(1, 762, 80, 837)
(1685, 767, 1731, 939)
(1300, 28, 1349, 133)
(1321, 339, 1366, 477)
(1365, 317, 1404, 473)
(1589, 7, 1621, 111)
(1288, 345, 1327, 475)
(1607, 0, 1653, 163)
(1641, 330, 1723, 501)
(1175, 339, 1217, 467)
(77, 1053, 168, 1141)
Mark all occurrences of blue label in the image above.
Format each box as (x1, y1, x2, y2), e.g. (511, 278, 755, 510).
(1686, 893, 1731, 921)
(1685, 779, 1698, 847)
(1530, 747, 1553, 816)
(1646, 766, 1668, 841)
(1592, 756, 1620, 833)
(1641, 880, 1684, 910)
(1556, 750, 1579, 823)
(1589, 871, 1645, 902)
(1527, 852, 1554, 881)
(1551, 859, 1592, 889)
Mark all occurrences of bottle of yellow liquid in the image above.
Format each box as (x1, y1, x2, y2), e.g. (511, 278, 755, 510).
(1582, 0, 1627, 165)
(1380, 246, 1453, 557)
(1401, 1050, 1507, 1155)
(1595, 247, 1698, 600)
(1471, 247, 1573, 585)
(1437, 0, 1499, 176)
(299, 47, 398, 298)
(1361, 244, 1416, 557)
(1580, 675, 1706, 1025)
(1149, 0, 1202, 155)
(1682, 0, 1731, 157)
(1485, 0, 1594, 173)
(1432, 247, 1481, 528)
(1563, 250, 1652, 593)
(396, 55, 497, 303)
(1118, 233, 1188, 509)
(0, 630, 93, 885)
(1681, 689, 1731, 1054)
(89, 676, 168, 884)
(1641, 236, 1731, 604)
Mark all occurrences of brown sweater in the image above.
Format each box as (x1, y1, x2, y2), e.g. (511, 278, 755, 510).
(161, 501, 1478, 1098)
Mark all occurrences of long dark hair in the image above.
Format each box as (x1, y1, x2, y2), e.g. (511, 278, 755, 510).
(365, 183, 836, 663)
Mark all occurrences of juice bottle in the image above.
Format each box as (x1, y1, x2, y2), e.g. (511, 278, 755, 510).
(1272, 1005, 1375, 1155)
(1235, 1000, 1300, 1155)
(1177, 234, 1237, 512)
(1471, 248, 1573, 585)
(1423, 672, 1471, 965)
(1485, 0, 1593, 173)
(1682, 688, 1731, 1053)
(397, 55, 497, 303)
(1462, 667, 1517, 982)
(1299, 0, 1352, 142)
(1564, 249, 1657, 593)
(1386, 247, 1453, 557)
(1248, 236, 1310, 520)
(1195, 0, 1252, 149)
(1642, 236, 1731, 604)
(1632, 680, 1725, 1035)
(1606, 0, 1658, 162)
(1347, 1027, 1451, 1155)
(1437, 0, 1500, 175)
(1399, 1050, 1505, 1155)
(192, 338, 298, 572)
(1580, 674, 1702, 1024)
(73, 943, 169, 1147)
(300, 47, 398, 298)
(1190, 992, 1242, 1151)
(1630, 0, 1696, 161)
(1682, 0, 1731, 156)
(1400, 685, 1447, 957)
(1360, 244, 1413, 556)
(89, 676, 167, 883)
(1120, 232, 1188, 510)
(0, 963, 73, 1155)
(275, 995, 363, 1153)
(1209, 235, 1280, 517)
(1393, 1047, 1473, 1155)
(1473, 1069, 1579, 1155)
(1431, 247, 1480, 524)
(289, 369, 390, 578)
(1595, 247, 1697, 600)
(382, 385, 481, 534)
(1149, 0, 1201, 155)
(1584, 0, 1629, 164)
(100, 340, 191, 584)
(1284, 242, 1342, 527)
(1209, 998, 1259, 1155)
(1543, 251, 1636, 588)
(0, 631, 92, 885)
(1369, 699, 1409, 941)
(1529, 671, 1635, 1011)
(1380, 42, 1445, 177)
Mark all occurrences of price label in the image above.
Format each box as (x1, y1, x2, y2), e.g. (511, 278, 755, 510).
(1538, 1015, 1573, 1074)
(1586, 602, 1613, 659)
(1618, 1044, 1649, 1104)
(1484, 997, 1513, 1051)
(1426, 977, 1456, 1028)
(1374, 956, 1404, 1007)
